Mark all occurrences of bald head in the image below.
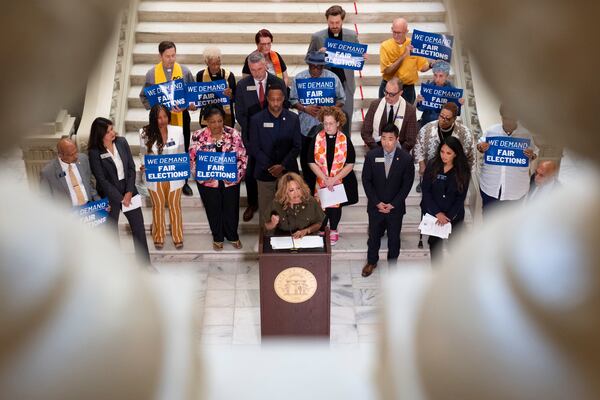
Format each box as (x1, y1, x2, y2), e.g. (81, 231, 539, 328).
(392, 18, 409, 44)
(535, 160, 559, 186)
(57, 138, 78, 164)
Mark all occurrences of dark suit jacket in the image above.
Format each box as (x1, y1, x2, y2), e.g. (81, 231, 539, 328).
(362, 146, 415, 215)
(361, 98, 418, 152)
(421, 163, 468, 221)
(234, 73, 288, 144)
(307, 28, 358, 95)
(39, 154, 100, 206)
(248, 108, 301, 181)
(88, 136, 138, 206)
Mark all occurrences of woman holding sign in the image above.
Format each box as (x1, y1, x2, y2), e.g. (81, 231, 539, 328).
(189, 105, 247, 251)
(308, 106, 358, 246)
(139, 104, 185, 250)
(420, 136, 470, 261)
(88, 117, 151, 265)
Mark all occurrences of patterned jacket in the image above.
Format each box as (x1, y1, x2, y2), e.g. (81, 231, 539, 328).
(414, 120, 475, 169)
(189, 126, 247, 188)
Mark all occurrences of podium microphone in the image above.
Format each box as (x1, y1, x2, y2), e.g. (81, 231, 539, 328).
(283, 208, 298, 252)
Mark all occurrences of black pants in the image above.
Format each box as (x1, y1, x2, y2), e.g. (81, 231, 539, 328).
(300, 134, 316, 192)
(428, 218, 463, 262)
(198, 181, 240, 242)
(108, 180, 150, 265)
(480, 186, 524, 217)
(245, 155, 258, 208)
(367, 211, 403, 265)
(322, 207, 342, 231)
(401, 84, 416, 105)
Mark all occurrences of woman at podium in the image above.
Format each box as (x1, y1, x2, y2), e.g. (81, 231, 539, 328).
(265, 172, 324, 239)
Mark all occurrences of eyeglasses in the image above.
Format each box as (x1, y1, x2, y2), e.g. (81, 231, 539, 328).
(439, 114, 455, 122)
(392, 30, 407, 35)
(384, 90, 400, 97)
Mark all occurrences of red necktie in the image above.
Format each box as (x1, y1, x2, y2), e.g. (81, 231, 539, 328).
(258, 80, 265, 108)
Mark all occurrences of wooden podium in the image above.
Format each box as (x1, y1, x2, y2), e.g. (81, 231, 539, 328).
(259, 230, 331, 338)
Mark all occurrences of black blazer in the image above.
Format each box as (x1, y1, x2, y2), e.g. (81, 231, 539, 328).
(248, 108, 301, 181)
(362, 146, 415, 215)
(89, 136, 138, 205)
(420, 163, 468, 221)
(234, 73, 288, 143)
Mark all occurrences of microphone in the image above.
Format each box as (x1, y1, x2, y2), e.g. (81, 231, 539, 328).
(284, 208, 297, 252)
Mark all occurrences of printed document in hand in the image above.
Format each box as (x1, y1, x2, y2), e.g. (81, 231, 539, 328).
(270, 235, 324, 250)
(317, 184, 347, 208)
(418, 213, 452, 239)
(122, 194, 142, 213)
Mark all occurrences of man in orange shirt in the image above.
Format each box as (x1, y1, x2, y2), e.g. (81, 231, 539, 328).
(379, 18, 433, 104)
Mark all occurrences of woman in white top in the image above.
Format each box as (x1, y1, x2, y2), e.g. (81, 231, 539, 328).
(88, 117, 150, 265)
(139, 104, 186, 249)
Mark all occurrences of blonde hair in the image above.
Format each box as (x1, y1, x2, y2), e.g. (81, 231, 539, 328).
(203, 46, 222, 64)
(317, 106, 347, 128)
(274, 172, 312, 209)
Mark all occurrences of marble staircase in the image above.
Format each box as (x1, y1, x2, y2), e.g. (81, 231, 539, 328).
(119, 0, 455, 262)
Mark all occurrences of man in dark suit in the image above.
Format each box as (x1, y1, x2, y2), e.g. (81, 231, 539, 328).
(235, 51, 288, 222)
(308, 4, 360, 134)
(40, 138, 100, 207)
(361, 78, 418, 152)
(248, 87, 301, 225)
(361, 124, 415, 277)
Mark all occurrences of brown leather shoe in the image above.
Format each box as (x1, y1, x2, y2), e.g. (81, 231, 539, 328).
(361, 263, 377, 277)
(243, 206, 257, 222)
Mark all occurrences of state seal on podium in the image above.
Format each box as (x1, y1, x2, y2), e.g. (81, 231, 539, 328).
(274, 267, 318, 303)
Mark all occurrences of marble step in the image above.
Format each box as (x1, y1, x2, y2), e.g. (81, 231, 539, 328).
(119, 231, 431, 262)
(129, 62, 454, 87)
(118, 202, 472, 235)
(133, 42, 385, 65)
(135, 173, 425, 209)
(137, 2, 446, 24)
(127, 84, 416, 109)
(135, 21, 448, 44)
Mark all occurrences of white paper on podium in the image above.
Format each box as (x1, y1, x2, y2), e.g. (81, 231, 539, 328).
(122, 194, 142, 213)
(317, 184, 347, 208)
(418, 213, 452, 239)
(270, 235, 324, 250)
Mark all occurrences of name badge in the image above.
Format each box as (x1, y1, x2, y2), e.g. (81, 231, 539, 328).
(395, 115, 404, 120)
(247, 85, 256, 91)
(263, 122, 274, 128)
(375, 157, 385, 163)
(436, 174, 448, 181)
(166, 139, 176, 147)
(100, 153, 111, 159)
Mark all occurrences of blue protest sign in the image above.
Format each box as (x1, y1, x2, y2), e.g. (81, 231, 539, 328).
(186, 80, 230, 108)
(295, 78, 336, 106)
(76, 198, 109, 228)
(484, 136, 531, 167)
(410, 30, 454, 62)
(324, 38, 368, 71)
(419, 83, 463, 112)
(195, 151, 238, 181)
(143, 78, 187, 110)
(144, 153, 190, 182)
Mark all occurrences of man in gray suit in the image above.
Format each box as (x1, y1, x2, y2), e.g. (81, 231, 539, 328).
(307, 5, 359, 133)
(40, 138, 100, 207)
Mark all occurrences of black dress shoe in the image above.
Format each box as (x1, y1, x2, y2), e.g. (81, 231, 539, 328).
(243, 206, 256, 222)
(182, 183, 193, 196)
(362, 263, 377, 277)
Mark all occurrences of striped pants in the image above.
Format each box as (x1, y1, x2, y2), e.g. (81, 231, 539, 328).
(149, 181, 183, 245)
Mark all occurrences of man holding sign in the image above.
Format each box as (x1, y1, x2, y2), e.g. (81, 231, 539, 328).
(477, 105, 538, 214)
(379, 18, 432, 103)
(139, 41, 196, 196)
(308, 5, 360, 132)
(290, 51, 345, 192)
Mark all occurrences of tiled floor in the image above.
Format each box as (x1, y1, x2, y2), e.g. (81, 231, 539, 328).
(156, 258, 430, 346)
